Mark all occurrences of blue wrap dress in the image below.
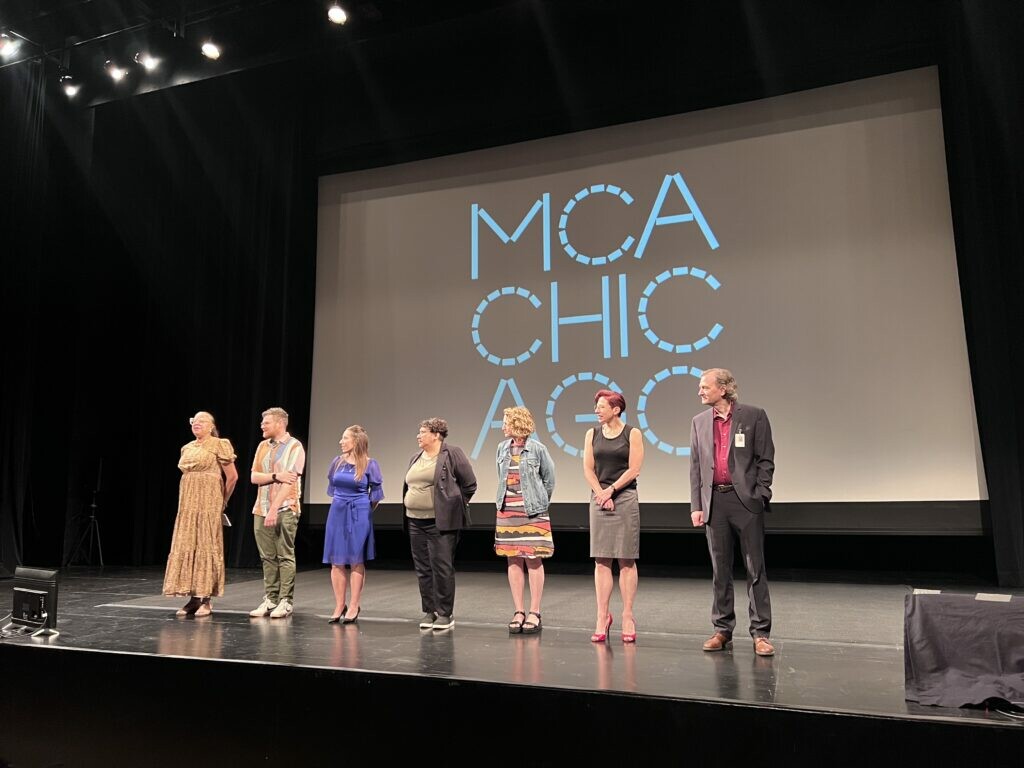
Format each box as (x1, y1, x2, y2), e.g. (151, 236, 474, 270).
(323, 458, 384, 566)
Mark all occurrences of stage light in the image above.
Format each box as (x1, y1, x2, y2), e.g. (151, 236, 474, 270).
(328, 4, 348, 24)
(134, 51, 160, 71)
(0, 32, 21, 59)
(201, 41, 221, 60)
(105, 60, 127, 81)
(60, 74, 80, 97)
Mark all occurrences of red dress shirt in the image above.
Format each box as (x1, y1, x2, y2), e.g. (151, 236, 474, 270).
(712, 407, 733, 485)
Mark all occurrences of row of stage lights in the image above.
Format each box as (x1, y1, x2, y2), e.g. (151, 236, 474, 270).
(62, 41, 223, 98)
(1, 3, 350, 99)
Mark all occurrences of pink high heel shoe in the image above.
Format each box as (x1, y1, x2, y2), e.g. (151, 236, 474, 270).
(590, 613, 614, 643)
(622, 616, 637, 644)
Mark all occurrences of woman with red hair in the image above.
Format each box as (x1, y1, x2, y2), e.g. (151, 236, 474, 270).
(583, 389, 644, 643)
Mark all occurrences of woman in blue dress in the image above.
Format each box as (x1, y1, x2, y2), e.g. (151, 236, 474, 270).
(324, 425, 383, 624)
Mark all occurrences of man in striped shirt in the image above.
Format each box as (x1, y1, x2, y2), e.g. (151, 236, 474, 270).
(249, 407, 306, 618)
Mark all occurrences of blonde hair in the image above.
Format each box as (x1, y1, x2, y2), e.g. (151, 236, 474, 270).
(262, 407, 289, 425)
(502, 406, 535, 438)
(193, 411, 220, 437)
(702, 368, 738, 402)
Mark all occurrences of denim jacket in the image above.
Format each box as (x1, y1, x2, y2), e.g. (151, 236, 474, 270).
(495, 438, 555, 516)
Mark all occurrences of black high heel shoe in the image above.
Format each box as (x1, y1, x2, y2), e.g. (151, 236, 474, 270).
(342, 606, 361, 624)
(328, 605, 348, 624)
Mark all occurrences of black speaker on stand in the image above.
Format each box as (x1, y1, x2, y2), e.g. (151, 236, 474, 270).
(64, 458, 104, 567)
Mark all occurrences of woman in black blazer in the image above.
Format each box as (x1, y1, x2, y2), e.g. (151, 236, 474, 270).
(401, 417, 477, 631)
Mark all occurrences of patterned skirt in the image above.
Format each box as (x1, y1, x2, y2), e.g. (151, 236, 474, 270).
(163, 470, 226, 597)
(494, 506, 554, 559)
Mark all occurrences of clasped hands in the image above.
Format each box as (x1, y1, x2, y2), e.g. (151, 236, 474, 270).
(593, 486, 615, 511)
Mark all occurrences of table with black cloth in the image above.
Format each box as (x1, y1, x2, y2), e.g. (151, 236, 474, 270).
(904, 591, 1024, 708)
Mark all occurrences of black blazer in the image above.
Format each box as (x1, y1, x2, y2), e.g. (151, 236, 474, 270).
(689, 402, 775, 523)
(402, 443, 478, 532)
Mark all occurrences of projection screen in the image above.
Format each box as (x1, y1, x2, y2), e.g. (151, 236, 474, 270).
(309, 67, 987, 530)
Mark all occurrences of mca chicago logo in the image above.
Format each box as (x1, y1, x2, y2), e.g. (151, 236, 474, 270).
(468, 172, 721, 460)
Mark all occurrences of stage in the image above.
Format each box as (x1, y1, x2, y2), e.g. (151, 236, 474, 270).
(0, 565, 1021, 765)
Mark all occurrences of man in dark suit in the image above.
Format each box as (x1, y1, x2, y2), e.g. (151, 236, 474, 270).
(689, 368, 776, 656)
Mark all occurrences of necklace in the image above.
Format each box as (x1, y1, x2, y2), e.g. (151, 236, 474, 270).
(602, 422, 623, 438)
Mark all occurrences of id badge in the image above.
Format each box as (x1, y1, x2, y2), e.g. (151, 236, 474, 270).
(734, 432, 746, 448)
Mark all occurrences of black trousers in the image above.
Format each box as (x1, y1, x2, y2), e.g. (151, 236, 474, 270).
(705, 487, 772, 638)
(408, 517, 460, 618)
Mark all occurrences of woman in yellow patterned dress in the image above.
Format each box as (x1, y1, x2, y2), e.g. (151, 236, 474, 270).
(163, 411, 238, 616)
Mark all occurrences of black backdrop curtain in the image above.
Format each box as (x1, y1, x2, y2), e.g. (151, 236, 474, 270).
(1, 1, 1022, 585)
(1, 59, 95, 574)
(2, 59, 317, 572)
(939, 1, 1024, 586)
(0, 61, 48, 576)
(84, 61, 318, 569)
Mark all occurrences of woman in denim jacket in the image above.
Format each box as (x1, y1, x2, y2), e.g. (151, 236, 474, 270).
(494, 406, 555, 634)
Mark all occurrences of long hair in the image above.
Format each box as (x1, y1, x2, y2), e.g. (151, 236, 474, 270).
(333, 425, 370, 480)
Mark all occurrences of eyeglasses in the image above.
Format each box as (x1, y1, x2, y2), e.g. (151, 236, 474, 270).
(189, 417, 211, 426)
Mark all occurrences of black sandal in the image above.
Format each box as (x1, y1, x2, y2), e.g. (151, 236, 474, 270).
(521, 611, 542, 634)
(176, 596, 201, 617)
(508, 610, 526, 633)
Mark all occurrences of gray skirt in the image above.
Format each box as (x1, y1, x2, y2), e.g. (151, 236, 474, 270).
(589, 488, 639, 559)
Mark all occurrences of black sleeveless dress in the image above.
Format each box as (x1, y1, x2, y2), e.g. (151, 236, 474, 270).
(589, 424, 640, 559)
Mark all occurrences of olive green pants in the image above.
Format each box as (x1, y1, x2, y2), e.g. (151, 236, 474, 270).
(253, 510, 298, 604)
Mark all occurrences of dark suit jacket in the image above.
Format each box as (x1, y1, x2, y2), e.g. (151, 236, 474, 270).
(689, 402, 775, 523)
(402, 443, 478, 532)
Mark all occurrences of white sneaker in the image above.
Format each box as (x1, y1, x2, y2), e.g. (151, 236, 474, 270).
(249, 597, 277, 617)
(270, 599, 293, 618)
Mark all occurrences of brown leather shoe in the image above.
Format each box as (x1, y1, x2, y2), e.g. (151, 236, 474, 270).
(753, 636, 775, 656)
(702, 632, 732, 651)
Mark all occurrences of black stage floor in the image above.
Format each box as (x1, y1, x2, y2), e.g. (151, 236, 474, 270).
(1, 566, 1021, 766)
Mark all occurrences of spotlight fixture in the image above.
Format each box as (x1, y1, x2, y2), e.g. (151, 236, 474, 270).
(328, 4, 348, 24)
(105, 60, 127, 82)
(200, 41, 221, 60)
(60, 74, 80, 97)
(0, 32, 22, 59)
(134, 51, 160, 71)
